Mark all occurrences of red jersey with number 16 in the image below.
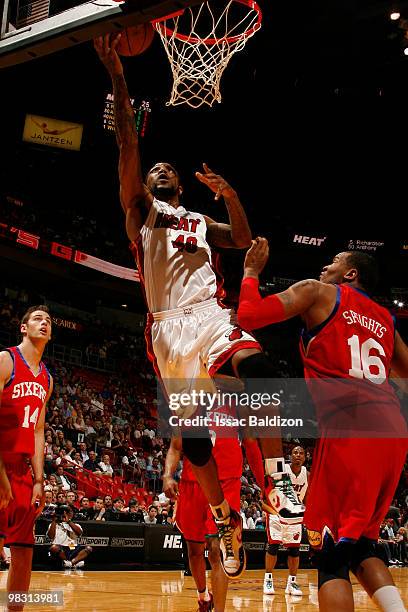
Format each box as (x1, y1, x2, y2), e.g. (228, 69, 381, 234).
(300, 284, 407, 435)
(0, 347, 50, 457)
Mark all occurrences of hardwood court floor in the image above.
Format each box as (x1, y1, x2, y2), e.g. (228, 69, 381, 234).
(1, 569, 407, 611)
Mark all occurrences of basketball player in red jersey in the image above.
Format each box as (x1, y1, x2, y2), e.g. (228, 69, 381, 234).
(0, 306, 53, 611)
(238, 241, 408, 612)
(94, 34, 303, 578)
(163, 405, 242, 610)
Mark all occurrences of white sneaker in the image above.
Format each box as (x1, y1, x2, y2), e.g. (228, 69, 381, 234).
(263, 575, 275, 595)
(264, 475, 304, 524)
(216, 510, 246, 579)
(73, 561, 84, 569)
(63, 560, 72, 568)
(285, 579, 302, 596)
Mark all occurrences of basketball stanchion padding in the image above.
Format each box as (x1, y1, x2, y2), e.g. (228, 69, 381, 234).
(116, 23, 156, 56)
(152, 0, 262, 108)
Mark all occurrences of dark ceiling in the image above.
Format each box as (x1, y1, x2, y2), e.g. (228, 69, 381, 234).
(0, 0, 407, 307)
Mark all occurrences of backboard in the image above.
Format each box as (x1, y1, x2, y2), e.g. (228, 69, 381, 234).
(0, 0, 204, 68)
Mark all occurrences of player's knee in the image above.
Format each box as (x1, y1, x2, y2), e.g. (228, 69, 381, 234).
(236, 352, 275, 379)
(267, 544, 279, 556)
(84, 546, 93, 555)
(182, 435, 212, 467)
(288, 547, 300, 558)
(49, 545, 60, 555)
(187, 542, 205, 559)
(349, 537, 378, 575)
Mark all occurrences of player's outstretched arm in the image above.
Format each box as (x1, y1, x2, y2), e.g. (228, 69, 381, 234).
(238, 238, 320, 330)
(162, 436, 182, 500)
(94, 34, 152, 241)
(197, 163, 252, 249)
(0, 352, 14, 510)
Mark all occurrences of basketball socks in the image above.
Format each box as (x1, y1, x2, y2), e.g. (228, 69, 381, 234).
(265, 457, 285, 478)
(287, 575, 297, 585)
(210, 499, 230, 523)
(372, 586, 407, 611)
(197, 588, 210, 602)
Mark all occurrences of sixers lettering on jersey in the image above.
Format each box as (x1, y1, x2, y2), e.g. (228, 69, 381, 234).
(0, 347, 50, 456)
(300, 284, 405, 433)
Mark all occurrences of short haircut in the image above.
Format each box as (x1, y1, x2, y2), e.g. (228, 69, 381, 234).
(344, 251, 379, 294)
(20, 305, 50, 326)
(148, 505, 157, 512)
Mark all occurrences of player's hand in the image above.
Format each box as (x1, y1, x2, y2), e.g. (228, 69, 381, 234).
(163, 476, 178, 500)
(195, 163, 236, 201)
(244, 237, 269, 277)
(94, 33, 123, 76)
(31, 481, 45, 516)
(0, 470, 13, 510)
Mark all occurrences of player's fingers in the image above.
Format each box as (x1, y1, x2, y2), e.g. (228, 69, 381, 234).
(203, 163, 215, 174)
(110, 33, 122, 50)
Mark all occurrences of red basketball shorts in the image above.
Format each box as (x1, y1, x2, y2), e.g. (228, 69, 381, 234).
(304, 437, 408, 547)
(0, 457, 37, 547)
(176, 478, 241, 542)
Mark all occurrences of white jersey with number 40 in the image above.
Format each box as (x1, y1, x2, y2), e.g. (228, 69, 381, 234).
(130, 198, 225, 313)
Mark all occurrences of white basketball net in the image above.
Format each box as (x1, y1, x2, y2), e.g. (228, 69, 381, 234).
(153, 1, 262, 109)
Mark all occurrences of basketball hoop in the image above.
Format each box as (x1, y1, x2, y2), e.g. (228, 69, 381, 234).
(152, 1, 262, 109)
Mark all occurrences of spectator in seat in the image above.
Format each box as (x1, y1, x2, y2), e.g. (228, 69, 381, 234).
(99, 453, 113, 477)
(78, 442, 89, 464)
(56, 492, 67, 506)
(145, 506, 158, 525)
(83, 451, 102, 474)
(103, 495, 113, 512)
(48, 506, 92, 569)
(54, 466, 72, 491)
(92, 497, 106, 521)
(41, 491, 57, 518)
(66, 491, 78, 511)
(396, 527, 408, 565)
(77, 497, 93, 520)
(105, 497, 125, 520)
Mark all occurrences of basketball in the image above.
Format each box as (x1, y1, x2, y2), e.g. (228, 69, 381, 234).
(116, 23, 155, 57)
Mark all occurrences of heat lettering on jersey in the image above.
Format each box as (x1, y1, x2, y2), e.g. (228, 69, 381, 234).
(342, 310, 387, 339)
(12, 381, 47, 402)
(154, 212, 201, 233)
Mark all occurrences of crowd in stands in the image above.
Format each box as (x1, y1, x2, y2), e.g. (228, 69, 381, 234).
(2, 195, 132, 267)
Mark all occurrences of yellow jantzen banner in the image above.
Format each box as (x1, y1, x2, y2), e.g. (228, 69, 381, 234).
(23, 114, 83, 151)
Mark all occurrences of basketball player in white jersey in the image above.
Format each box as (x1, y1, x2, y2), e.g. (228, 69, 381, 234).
(94, 33, 304, 579)
(264, 446, 309, 597)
